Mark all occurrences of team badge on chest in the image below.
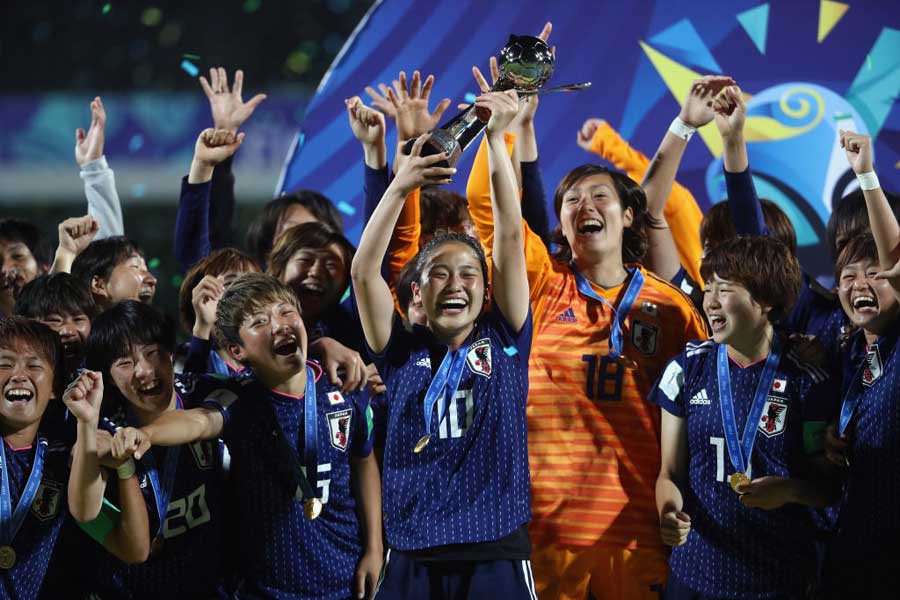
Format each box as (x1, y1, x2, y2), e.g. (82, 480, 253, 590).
(189, 440, 215, 469)
(466, 338, 492, 378)
(327, 409, 353, 452)
(632, 320, 659, 356)
(31, 479, 62, 521)
(862, 346, 883, 387)
(758, 397, 788, 437)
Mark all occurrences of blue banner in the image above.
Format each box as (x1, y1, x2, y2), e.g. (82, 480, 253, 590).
(280, 0, 900, 280)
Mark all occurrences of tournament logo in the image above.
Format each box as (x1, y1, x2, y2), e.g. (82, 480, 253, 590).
(758, 397, 788, 437)
(862, 345, 883, 387)
(189, 440, 215, 469)
(31, 479, 62, 521)
(632, 320, 659, 356)
(327, 409, 353, 452)
(466, 338, 492, 378)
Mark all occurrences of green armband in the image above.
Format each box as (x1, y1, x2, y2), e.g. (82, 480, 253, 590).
(803, 421, 827, 454)
(77, 498, 121, 546)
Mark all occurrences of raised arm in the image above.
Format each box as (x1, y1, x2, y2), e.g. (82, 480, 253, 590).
(351, 135, 455, 353)
(174, 129, 245, 270)
(641, 75, 734, 279)
(476, 91, 529, 331)
(841, 131, 900, 271)
(50, 215, 99, 274)
(65, 370, 107, 522)
(75, 96, 124, 239)
(713, 85, 767, 236)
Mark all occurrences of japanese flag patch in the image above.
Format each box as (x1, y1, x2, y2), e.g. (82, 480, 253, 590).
(327, 391, 345, 405)
(466, 338, 492, 378)
(771, 378, 788, 394)
(327, 409, 353, 452)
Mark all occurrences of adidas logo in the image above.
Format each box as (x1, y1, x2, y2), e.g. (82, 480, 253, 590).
(555, 307, 577, 323)
(689, 389, 711, 405)
(415, 357, 431, 368)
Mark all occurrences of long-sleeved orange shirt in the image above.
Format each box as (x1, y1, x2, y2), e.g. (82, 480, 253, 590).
(466, 137, 708, 550)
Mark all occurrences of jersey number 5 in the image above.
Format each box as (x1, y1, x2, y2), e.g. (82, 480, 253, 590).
(582, 354, 625, 402)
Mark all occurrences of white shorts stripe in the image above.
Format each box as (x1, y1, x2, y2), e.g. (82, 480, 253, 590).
(521, 560, 537, 600)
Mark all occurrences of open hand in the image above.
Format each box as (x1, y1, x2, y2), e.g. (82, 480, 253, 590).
(75, 97, 106, 166)
(199, 67, 267, 132)
(365, 70, 451, 140)
(354, 548, 384, 599)
(309, 337, 367, 393)
(679, 75, 736, 128)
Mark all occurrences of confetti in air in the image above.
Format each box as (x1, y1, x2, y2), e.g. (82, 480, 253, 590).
(148, 257, 161, 269)
(171, 274, 185, 288)
(102, 3, 112, 14)
(503, 346, 518, 357)
(180, 59, 199, 77)
(128, 134, 144, 153)
(464, 92, 477, 104)
(182, 53, 200, 60)
(337, 201, 356, 216)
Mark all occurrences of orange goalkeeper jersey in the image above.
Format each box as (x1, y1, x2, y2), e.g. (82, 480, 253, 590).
(466, 138, 709, 550)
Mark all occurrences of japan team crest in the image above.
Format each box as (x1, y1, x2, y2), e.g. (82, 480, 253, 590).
(758, 397, 788, 437)
(189, 440, 215, 469)
(632, 320, 659, 356)
(466, 338, 492, 378)
(862, 346, 883, 387)
(327, 409, 353, 452)
(31, 479, 62, 521)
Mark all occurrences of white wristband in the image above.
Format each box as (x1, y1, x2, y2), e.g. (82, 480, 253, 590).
(669, 117, 696, 141)
(857, 171, 880, 191)
(116, 458, 136, 480)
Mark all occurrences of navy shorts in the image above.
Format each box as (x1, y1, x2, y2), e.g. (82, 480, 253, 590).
(375, 550, 537, 600)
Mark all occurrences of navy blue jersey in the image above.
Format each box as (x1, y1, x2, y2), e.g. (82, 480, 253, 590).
(90, 373, 227, 600)
(203, 363, 374, 600)
(649, 338, 836, 598)
(1, 441, 68, 600)
(832, 322, 900, 562)
(370, 305, 532, 552)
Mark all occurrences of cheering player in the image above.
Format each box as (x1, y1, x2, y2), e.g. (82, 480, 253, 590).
(83, 301, 228, 598)
(352, 90, 536, 596)
(651, 236, 838, 598)
(114, 275, 382, 599)
(464, 84, 709, 600)
(824, 132, 900, 598)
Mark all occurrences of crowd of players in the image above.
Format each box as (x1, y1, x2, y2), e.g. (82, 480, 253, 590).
(0, 22, 898, 600)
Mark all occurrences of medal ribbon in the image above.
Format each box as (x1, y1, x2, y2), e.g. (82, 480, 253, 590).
(839, 344, 878, 436)
(264, 365, 319, 502)
(130, 395, 183, 539)
(421, 344, 469, 438)
(716, 337, 782, 476)
(0, 438, 47, 545)
(571, 265, 645, 359)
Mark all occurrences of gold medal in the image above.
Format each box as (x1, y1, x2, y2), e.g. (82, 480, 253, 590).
(413, 434, 431, 454)
(617, 354, 638, 370)
(729, 472, 750, 494)
(149, 536, 165, 558)
(304, 497, 323, 520)
(0, 545, 15, 569)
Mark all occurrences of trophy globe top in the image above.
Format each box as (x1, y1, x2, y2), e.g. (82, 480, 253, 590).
(496, 35, 554, 92)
